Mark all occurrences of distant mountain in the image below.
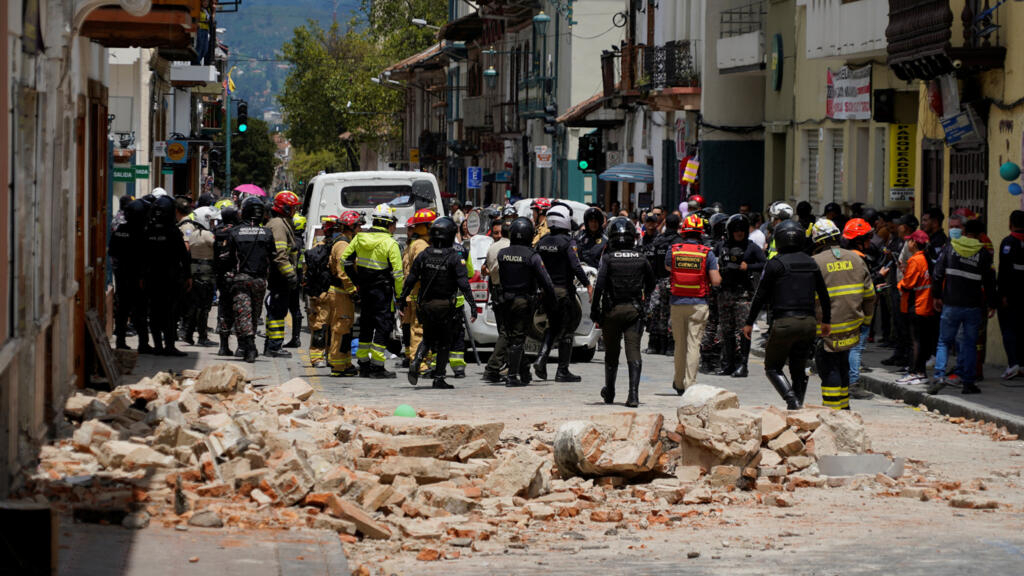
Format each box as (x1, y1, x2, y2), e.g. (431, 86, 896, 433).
(216, 0, 361, 120)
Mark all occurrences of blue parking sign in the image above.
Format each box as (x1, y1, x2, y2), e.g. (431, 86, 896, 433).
(467, 166, 482, 189)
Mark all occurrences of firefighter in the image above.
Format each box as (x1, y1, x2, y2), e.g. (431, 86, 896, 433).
(533, 204, 593, 382)
(303, 215, 339, 368)
(667, 214, 721, 394)
(399, 217, 478, 389)
(180, 206, 219, 347)
(212, 202, 239, 357)
(264, 191, 301, 357)
(531, 197, 551, 245)
(342, 204, 404, 378)
(715, 213, 765, 377)
(285, 213, 308, 348)
(482, 207, 516, 382)
(810, 219, 876, 410)
(403, 209, 436, 375)
(498, 218, 557, 387)
(744, 220, 831, 410)
(575, 207, 608, 267)
(326, 211, 362, 377)
(226, 197, 276, 363)
(444, 236, 475, 377)
(591, 218, 655, 407)
(645, 213, 682, 355)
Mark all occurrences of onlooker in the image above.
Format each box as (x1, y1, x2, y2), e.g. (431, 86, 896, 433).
(896, 230, 936, 385)
(997, 210, 1024, 380)
(824, 202, 848, 232)
(882, 213, 918, 367)
(921, 207, 947, 271)
(928, 219, 997, 395)
(738, 202, 752, 215)
(796, 201, 815, 230)
(748, 212, 766, 250)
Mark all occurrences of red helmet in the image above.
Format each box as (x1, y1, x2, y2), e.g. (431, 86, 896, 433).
(681, 214, 704, 235)
(273, 190, 301, 215)
(410, 208, 438, 225)
(842, 218, 873, 241)
(320, 214, 339, 232)
(688, 194, 705, 208)
(339, 210, 363, 227)
(530, 197, 551, 212)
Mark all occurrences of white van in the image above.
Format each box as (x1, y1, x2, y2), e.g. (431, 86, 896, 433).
(300, 171, 445, 251)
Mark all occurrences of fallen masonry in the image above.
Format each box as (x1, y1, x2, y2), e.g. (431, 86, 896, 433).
(13, 370, 1005, 571)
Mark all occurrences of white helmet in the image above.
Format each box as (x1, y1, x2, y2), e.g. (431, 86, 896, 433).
(152, 187, 169, 198)
(372, 203, 397, 224)
(192, 206, 220, 230)
(810, 218, 840, 244)
(769, 201, 793, 222)
(546, 205, 571, 231)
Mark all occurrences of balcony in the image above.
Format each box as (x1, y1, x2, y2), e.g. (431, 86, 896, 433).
(169, 62, 219, 86)
(887, 0, 1006, 81)
(717, 1, 766, 73)
(637, 41, 701, 112)
(80, 0, 199, 55)
(517, 77, 553, 118)
(463, 96, 493, 129)
(798, 0, 887, 59)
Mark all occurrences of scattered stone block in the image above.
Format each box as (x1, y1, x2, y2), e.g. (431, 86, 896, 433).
(326, 495, 392, 540)
(484, 448, 545, 497)
(950, 496, 1000, 510)
(278, 378, 315, 401)
(368, 417, 503, 459)
(194, 364, 247, 394)
(760, 410, 788, 442)
(188, 510, 223, 528)
(767, 429, 804, 457)
(379, 457, 451, 485)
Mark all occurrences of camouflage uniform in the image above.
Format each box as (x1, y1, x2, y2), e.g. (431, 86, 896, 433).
(232, 275, 267, 338)
(699, 286, 722, 372)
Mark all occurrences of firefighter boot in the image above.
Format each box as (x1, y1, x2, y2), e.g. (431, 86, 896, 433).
(243, 336, 258, 364)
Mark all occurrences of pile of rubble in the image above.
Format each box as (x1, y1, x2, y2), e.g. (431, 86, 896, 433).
(21, 369, 1003, 569)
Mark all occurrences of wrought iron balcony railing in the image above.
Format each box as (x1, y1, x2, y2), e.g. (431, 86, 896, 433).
(637, 40, 699, 91)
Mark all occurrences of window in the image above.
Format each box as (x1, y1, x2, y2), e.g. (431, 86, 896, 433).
(338, 184, 414, 208)
(806, 132, 819, 202)
(830, 129, 844, 203)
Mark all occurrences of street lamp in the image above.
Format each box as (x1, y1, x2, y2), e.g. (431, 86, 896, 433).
(411, 18, 441, 31)
(483, 65, 498, 90)
(532, 11, 551, 36)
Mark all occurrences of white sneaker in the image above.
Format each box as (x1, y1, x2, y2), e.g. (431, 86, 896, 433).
(907, 375, 930, 386)
(926, 356, 936, 369)
(1002, 365, 1020, 380)
(896, 373, 919, 384)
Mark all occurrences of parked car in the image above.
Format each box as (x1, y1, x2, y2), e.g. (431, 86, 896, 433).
(462, 198, 600, 363)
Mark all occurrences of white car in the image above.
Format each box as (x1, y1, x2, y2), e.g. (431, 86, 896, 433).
(461, 199, 601, 364)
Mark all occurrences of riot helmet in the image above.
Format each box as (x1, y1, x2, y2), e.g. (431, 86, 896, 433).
(241, 196, 266, 224)
(150, 196, 176, 227)
(509, 217, 535, 246)
(429, 217, 458, 248)
(773, 220, 806, 254)
(710, 213, 729, 239)
(607, 217, 637, 249)
(726, 213, 750, 238)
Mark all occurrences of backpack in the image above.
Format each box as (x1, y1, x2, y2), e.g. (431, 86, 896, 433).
(303, 238, 335, 295)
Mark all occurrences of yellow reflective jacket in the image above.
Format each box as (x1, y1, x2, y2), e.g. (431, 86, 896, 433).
(403, 237, 429, 301)
(813, 246, 877, 352)
(341, 227, 403, 295)
(267, 216, 298, 280)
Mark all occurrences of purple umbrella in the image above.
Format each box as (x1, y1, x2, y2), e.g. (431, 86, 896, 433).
(233, 184, 266, 197)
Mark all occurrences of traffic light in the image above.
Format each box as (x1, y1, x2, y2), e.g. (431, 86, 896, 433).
(577, 131, 604, 174)
(208, 147, 223, 172)
(237, 101, 248, 133)
(544, 104, 558, 135)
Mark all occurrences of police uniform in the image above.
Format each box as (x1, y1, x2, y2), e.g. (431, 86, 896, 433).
(646, 227, 682, 354)
(109, 200, 147, 350)
(286, 224, 306, 348)
(144, 200, 191, 355)
(482, 235, 511, 381)
(400, 241, 476, 389)
(326, 233, 358, 376)
(533, 230, 590, 381)
(746, 221, 831, 409)
(715, 226, 765, 377)
(591, 239, 654, 407)
(997, 228, 1024, 373)
(342, 220, 404, 377)
(265, 214, 299, 354)
(574, 227, 607, 268)
(212, 214, 237, 356)
(498, 232, 556, 387)
(444, 242, 474, 376)
(226, 219, 276, 362)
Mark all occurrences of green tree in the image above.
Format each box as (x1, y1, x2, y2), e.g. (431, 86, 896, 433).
(290, 148, 346, 189)
(214, 117, 278, 192)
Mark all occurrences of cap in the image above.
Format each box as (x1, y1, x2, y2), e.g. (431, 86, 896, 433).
(905, 230, 929, 244)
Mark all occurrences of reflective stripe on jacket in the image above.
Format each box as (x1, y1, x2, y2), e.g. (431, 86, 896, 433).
(669, 242, 710, 298)
(897, 251, 933, 316)
(813, 246, 877, 352)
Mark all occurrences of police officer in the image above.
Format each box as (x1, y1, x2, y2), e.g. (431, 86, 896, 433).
(591, 218, 654, 407)
(575, 207, 608, 268)
(645, 213, 682, 355)
(399, 217, 478, 389)
(109, 198, 147, 350)
(498, 218, 557, 387)
(265, 191, 302, 357)
(481, 207, 517, 382)
(715, 214, 765, 377)
(303, 215, 339, 368)
(285, 213, 308, 348)
(445, 237, 475, 377)
(744, 220, 832, 409)
(403, 209, 436, 375)
(174, 195, 199, 344)
(326, 211, 362, 377)
(699, 212, 731, 374)
(810, 218, 876, 410)
(533, 204, 593, 382)
(212, 202, 239, 356)
(342, 204, 404, 378)
(143, 195, 191, 356)
(226, 197, 276, 363)
(180, 206, 218, 347)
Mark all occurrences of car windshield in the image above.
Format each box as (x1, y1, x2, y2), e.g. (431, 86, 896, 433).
(339, 184, 414, 208)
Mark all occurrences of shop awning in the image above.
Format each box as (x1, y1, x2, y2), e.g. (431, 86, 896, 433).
(599, 163, 654, 184)
(439, 12, 483, 42)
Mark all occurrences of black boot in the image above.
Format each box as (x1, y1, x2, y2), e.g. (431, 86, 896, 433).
(601, 364, 617, 404)
(791, 371, 808, 406)
(766, 369, 802, 410)
(506, 345, 527, 387)
(115, 337, 130, 350)
(408, 343, 428, 386)
(644, 334, 660, 355)
(432, 377, 454, 389)
(283, 322, 301, 348)
(625, 361, 641, 408)
(532, 332, 554, 380)
(264, 340, 292, 358)
(732, 339, 750, 377)
(554, 340, 581, 382)
(731, 364, 748, 378)
(216, 334, 234, 357)
(358, 362, 371, 377)
(368, 364, 397, 379)
(243, 336, 257, 364)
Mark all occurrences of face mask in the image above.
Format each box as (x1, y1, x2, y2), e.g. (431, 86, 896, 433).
(949, 228, 963, 240)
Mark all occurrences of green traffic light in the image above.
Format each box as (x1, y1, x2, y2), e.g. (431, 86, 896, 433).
(239, 123, 248, 133)
(578, 160, 589, 170)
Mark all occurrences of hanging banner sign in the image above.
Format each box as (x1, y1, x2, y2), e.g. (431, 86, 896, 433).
(682, 157, 700, 184)
(165, 140, 188, 164)
(826, 65, 872, 120)
(888, 124, 916, 201)
(535, 146, 552, 169)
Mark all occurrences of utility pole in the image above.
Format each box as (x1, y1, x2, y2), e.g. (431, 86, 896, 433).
(224, 69, 232, 192)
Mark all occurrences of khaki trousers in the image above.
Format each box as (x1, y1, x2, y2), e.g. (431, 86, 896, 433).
(671, 303, 709, 391)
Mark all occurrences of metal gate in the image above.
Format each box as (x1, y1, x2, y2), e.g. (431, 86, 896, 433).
(949, 146, 987, 217)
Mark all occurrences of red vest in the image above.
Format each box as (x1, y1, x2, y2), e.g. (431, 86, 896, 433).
(670, 242, 710, 298)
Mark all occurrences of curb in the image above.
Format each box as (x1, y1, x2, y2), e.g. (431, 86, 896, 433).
(750, 341, 1024, 437)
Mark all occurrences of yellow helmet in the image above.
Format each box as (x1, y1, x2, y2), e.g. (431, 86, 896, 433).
(292, 213, 307, 232)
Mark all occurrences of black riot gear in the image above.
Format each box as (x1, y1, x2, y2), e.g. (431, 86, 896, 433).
(773, 220, 806, 254)
(726, 213, 749, 237)
(220, 205, 239, 226)
(241, 196, 265, 223)
(509, 217, 535, 246)
(150, 196, 176, 227)
(607, 217, 636, 250)
(584, 207, 605, 227)
(429, 217, 458, 248)
(411, 180, 435, 209)
(710, 213, 729, 240)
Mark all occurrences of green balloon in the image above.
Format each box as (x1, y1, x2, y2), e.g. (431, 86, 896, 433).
(1000, 161, 1020, 182)
(393, 404, 417, 418)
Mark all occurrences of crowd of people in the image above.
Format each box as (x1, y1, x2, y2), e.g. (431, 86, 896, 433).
(109, 187, 1024, 412)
